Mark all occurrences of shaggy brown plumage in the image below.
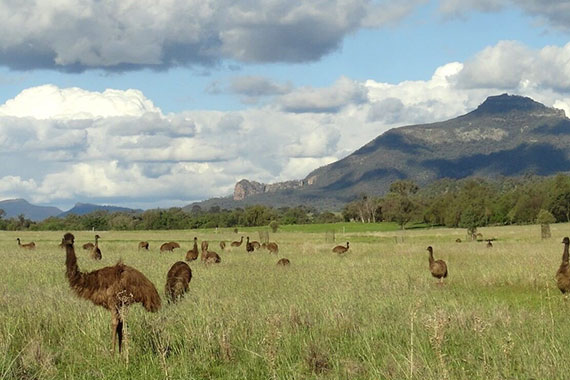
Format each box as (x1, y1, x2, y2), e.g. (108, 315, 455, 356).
(90, 234, 102, 260)
(277, 258, 290, 266)
(427, 246, 448, 284)
(332, 242, 349, 254)
(83, 242, 94, 250)
(62, 232, 161, 354)
(138, 241, 149, 250)
(265, 242, 279, 254)
(230, 236, 243, 247)
(165, 261, 192, 303)
(219, 241, 226, 250)
(160, 241, 180, 253)
(251, 241, 261, 249)
(185, 237, 199, 261)
(201, 241, 221, 264)
(17, 238, 36, 250)
(556, 237, 570, 294)
(246, 236, 254, 253)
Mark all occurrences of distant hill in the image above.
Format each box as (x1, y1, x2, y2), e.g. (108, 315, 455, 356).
(189, 94, 570, 210)
(0, 199, 62, 221)
(58, 203, 141, 217)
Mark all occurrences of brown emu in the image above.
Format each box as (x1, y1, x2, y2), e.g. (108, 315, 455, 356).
(455, 238, 462, 243)
(265, 242, 279, 254)
(160, 242, 180, 253)
(251, 241, 261, 249)
(17, 238, 36, 250)
(332, 242, 349, 254)
(83, 242, 94, 250)
(246, 236, 254, 253)
(427, 246, 448, 285)
(277, 258, 290, 266)
(231, 236, 243, 247)
(165, 261, 192, 304)
(219, 241, 226, 250)
(90, 234, 102, 260)
(138, 241, 149, 250)
(556, 237, 570, 294)
(185, 237, 199, 261)
(62, 233, 161, 354)
(486, 239, 493, 248)
(201, 241, 221, 264)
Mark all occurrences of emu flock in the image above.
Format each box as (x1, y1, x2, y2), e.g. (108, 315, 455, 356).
(16, 231, 570, 356)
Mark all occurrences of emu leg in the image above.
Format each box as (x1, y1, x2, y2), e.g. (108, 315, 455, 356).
(111, 309, 119, 354)
(111, 308, 124, 354)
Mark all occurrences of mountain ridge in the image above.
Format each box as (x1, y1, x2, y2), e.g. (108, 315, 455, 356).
(193, 94, 570, 210)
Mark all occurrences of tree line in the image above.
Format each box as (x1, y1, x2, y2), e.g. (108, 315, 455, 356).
(342, 174, 570, 230)
(0, 205, 343, 231)
(2, 173, 570, 231)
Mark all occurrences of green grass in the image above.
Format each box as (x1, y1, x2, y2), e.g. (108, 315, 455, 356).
(2, 224, 570, 379)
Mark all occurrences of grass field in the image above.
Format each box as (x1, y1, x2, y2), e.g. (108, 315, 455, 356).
(2, 223, 570, 379)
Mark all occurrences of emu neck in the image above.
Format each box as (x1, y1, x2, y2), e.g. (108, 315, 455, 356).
(65, 244, 82, 286)
(428, 250, 434, 265)
(563, 243, 569, 264)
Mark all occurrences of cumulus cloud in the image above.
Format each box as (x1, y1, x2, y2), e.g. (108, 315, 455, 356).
(278, 76, 369, 113)
(439, 0, 570, 31)
(0, 0, 422, 71)
(0, 85, 161, 119)
(456, 41, 570, 91)
(3, 40, 570, 209)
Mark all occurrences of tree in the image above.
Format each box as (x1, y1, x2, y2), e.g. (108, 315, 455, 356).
(269, 220, 279, 232)
(381, 180, 421, 229)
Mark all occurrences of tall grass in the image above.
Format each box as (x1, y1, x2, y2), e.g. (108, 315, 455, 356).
(2, 224, 570, 379)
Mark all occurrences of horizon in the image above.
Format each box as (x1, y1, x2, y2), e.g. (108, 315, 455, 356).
(1, 1, 570, 210)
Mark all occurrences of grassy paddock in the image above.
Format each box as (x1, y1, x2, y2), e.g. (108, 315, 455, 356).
(2, 224, 570, 379)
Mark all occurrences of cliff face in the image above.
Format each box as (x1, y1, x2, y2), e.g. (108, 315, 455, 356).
(233, 177, 317, 200)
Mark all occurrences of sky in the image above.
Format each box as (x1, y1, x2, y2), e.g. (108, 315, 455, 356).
(0, 0, 570, 211)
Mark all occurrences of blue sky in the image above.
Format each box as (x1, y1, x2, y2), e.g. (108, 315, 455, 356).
(0, 1, 569, 210)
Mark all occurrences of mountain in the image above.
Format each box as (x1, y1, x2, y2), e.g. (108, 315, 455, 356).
(0, 199, 62, 221)
(59, 203, 141, 217)
(190, 94, 570, 210)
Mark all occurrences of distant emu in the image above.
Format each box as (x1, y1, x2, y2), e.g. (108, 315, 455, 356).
(263, 242, 279, 254)
(138, 241, 149, 250)
(90, 234, 102, 260)
(332, 242, 349, 254)
(17, 238, 36, 250)
(246, 237, 254, 253)
(277, 258, 290, 266)
(486, 239, 493, 248)
(160, 242, 180, 253)
(231, 236, 244, 247)
(427, 246, 448, 285)
(201, 241, 221, 264)
(62, 233, 161, 354)
(186, 237, 199, 261)
(165, 261, 192, 304)
(556, 237, 570, 294)
(219, 241, 226, 250)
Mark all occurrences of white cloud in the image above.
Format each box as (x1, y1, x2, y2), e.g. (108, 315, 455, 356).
(0, 0, 422, 71)
(456, 41, 570, 91)
(438, 0, 570, 31)
(277, 76, 368, 113)
(0, 85, 161, 119)
(3, 40, 570, 209)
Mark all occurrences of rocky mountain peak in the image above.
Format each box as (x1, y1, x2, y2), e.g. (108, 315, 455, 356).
(471, 93, 562, 116)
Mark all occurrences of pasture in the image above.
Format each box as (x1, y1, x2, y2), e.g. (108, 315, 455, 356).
(1, 224, 570, 379)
